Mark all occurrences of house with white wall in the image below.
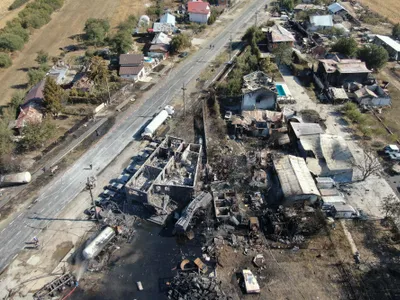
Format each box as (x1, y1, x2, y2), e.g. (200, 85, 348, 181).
(119, 54, 145, 81)
(188, 0, 211, 24)
(241, 71, 277, 111)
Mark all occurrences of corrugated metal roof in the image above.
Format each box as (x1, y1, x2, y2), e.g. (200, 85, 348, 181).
(329, 87, 348, 99)
(310, 15, 333, 27)
(160, 13, 176, 26)
(328, 2, 346, 14)
(266, 25, 295, 43)
(375, 35, 400, 52)
(320, 58, 371, 74)
(274, 155, 320, 198)
(290, 122, 324, 139)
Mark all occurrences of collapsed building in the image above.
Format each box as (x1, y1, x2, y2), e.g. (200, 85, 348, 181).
(241, 71, 277, 111)
(125, 136, 202, 224)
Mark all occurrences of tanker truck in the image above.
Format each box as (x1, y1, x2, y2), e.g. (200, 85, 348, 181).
(142, 105, 175, 140)
(0, 171, 31, 188)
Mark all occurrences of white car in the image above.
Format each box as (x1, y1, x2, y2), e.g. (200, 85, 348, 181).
(224, 111, 232, 120)
(389, 152, 400, 161)
(384, 144, 400, 155)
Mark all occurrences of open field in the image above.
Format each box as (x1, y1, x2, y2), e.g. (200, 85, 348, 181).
(0, 0, 148, 107)
(357, 0, 400, 23)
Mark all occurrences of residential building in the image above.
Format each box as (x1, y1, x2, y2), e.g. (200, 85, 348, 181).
(294, 4, 324, 12)
(273, 155, 320, 205)
(14, 106, 43, 134)
(148, 32, 171, 59)
(23, 79, 45, 108)
(263, 25, 295, 51)
(241, 71, 277, 111)
(160, 12, 176, 26)
(314, 56, 372, 88)
(308, 15, 333, 32)
(125, 136, 202, 223)
(188, 1, 211, 24)
(374, 35, 400, 61)
(119, 53, 145, 81)
(354, 84, 391, 107)
(152, 22, 175, 34)
(47, 65, 69, 85)
(289, 122, 324, 140)
(231, 110, 284, 137)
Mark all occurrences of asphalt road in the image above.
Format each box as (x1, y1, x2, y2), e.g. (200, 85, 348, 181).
(0, 0, 268, 272)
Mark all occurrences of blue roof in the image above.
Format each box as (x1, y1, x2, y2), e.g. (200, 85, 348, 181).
(160, 13, 176, 26)
(328, 2, 346, 14)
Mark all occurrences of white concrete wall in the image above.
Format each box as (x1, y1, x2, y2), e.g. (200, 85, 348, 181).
(241, 89, 276, 111)
(189, 13, 210, 24)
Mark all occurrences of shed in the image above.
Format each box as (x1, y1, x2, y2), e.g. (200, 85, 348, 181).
(273, 155, 320, 204)
(328, 87, 348, 103)
(374, 35, 400, 61)
(328, 2, 347, 14)
(160, 13, 176, 26)
(290, 122, 324, 140)
(308, 15, 333, 32)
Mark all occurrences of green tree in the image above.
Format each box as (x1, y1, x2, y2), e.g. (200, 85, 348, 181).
(111, 30, 132, 54)
(331, 37, 358, 57)
(393, 23, 400, 39)
(0, 114, 15, 171)
(357, 44, 389, 70)
(10, 90, 25, 111)
(19, 120, 56, 151)
(272, 43, 293, 66)
(35, 50, 48, 65)
(9, 0, 29, 10)
(88, 56, 109, 87)
(242, 26, 264, 45)
(27, 68, 46, 86)
(0, 33, 25, 51)
(3, 19, 29, 42)
(118, 15, 138, 32)
(0, 52, 12, 68)
(261, 56, 273, 73)
(170, 34, 192, 53)
(43, 76, 63, 117)
(280, 0, 295, 11)
(84, 18, 110, 45)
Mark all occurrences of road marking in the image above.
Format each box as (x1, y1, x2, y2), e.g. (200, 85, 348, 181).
(17, 213, 23, 219)
(39, 208, 45, 213)
(9, 220, 15, 225)
(1, 229, 5, 234)
(15, 231, 21, 236)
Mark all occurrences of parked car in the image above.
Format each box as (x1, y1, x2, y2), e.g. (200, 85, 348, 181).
(117, 173, 131, 184)
(384, 144, 400, 155)
(102, 189, 117, 198)
(108, 182, 124, 192)
(179, 52, 189, 58)
(389, 152, 400, 161)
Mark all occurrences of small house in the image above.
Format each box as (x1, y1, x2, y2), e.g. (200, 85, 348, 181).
(119, 54, 145, 81)
(374, 35, 400, 61)
(23, 79, 45, 108)
(308, 15, 333, 32)
(14, 106, 43, 134)
(328, 87, 348, 103)
(148, 32, 171, 59)
(354, 84, 391, 107)
(315, 56, 371, 88)
(231, 109, 283, 137)
(328, 2, 347, 16)
(47, 65, 69, 85)
(188, 0, 211, 24)
(241, 71, 277, 111)
(160, 12, 176, 26)
(152, 22, 175, 34)
(263, 25, 295, 52)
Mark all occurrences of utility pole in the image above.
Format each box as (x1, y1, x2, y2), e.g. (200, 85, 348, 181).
(105, 76, 111, 105)
(255, 11, 258, 27)
(86, 177, 98, 222)
(229, 34, 233, 62)
(182, 82, 187, 117)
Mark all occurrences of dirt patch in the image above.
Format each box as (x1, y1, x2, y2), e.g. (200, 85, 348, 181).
(357, 0, 400, 23)
(51, 241, 74, 262)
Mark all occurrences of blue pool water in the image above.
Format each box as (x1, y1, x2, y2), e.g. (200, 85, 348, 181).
(276, 84, 286, 97)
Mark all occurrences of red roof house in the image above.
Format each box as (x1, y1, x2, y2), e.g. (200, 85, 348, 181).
(15, 106, 43, 133)
(188, 1, 211, 24)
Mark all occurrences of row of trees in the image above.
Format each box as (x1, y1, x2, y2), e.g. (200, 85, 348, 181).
(331, 37, 389, 70)
(0, 0, 64, 68)
(83, 16, 138, 54)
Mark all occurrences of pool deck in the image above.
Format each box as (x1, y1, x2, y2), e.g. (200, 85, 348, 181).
(275, 82, 293, 99)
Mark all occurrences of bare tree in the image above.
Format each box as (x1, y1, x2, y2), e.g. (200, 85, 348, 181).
(381, 194, 400, 218)
(352, 148, 381, 181)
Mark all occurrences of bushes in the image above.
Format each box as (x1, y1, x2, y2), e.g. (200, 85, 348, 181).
(358, 44, 389, 71)
(170, 34, 192, 53)
(0, 33, 25, 51)
(84, 18, 110, 45)
(331, 37, 358, 57)
(9, 0, 29, 10)
(0, 53, 12, 68)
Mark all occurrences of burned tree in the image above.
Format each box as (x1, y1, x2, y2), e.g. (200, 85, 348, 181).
(381, 194, 400, 219)
(352, 148, 381, 181)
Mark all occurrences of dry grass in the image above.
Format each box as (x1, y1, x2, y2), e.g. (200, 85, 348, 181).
(358, 0, 400, 23)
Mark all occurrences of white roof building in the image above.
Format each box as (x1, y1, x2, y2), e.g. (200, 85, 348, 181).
(374, 35, 400, 60)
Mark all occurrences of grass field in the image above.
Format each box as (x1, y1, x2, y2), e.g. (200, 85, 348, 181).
(0, 0, 149, 107)
(358, 0, 400, 23)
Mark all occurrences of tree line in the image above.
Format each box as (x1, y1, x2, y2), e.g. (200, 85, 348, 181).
(0, 0, 64, 68)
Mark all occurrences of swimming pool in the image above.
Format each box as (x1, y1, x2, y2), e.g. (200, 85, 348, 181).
(276, 84, 286, 97)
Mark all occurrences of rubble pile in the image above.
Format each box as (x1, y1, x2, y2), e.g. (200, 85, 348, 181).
(167, 273, 227, 300)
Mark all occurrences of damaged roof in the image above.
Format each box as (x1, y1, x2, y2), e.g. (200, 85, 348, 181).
(319, 57, 371, 74)
(242, 71, 275, 94)
(263, 24, 295, 43)
(274, 155, 320, 198)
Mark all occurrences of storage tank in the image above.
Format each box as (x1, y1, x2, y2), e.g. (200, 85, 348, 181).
(82, 227, 116, 260)
(142, 110, 169, 138)
(0, 172, 31, 187)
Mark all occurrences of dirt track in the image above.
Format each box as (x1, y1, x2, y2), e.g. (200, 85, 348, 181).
(0, 0, 149, 106)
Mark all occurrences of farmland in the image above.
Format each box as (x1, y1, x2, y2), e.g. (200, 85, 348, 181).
(0, 0, 148, 107)
(358, 0, 400, 23)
